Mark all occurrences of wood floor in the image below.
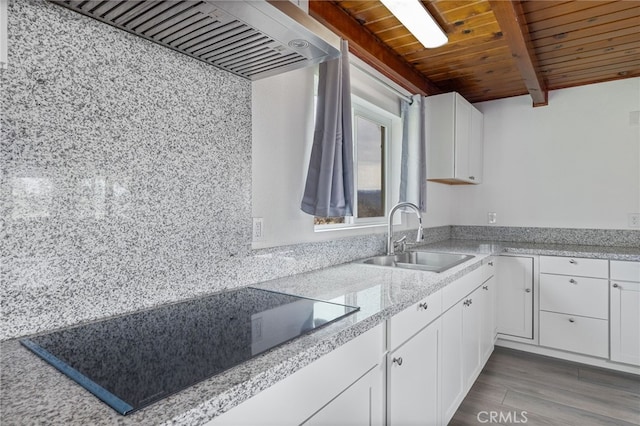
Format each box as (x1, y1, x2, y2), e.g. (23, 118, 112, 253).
(450, 347, 640, 426)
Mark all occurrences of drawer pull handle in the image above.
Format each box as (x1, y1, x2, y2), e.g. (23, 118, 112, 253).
(393, 357, 403, 366)
(569, 318, 575, 323)
(418, 302, 429, 311)
(525, 288, 531, 293)
(569, 279, 577, 284)
(569, 259, 577, 264)
(613, 283, 620, 288)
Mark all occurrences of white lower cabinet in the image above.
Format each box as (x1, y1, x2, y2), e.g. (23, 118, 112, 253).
(207, 324, 384, 426)
(480, 276, 496, 364)
(539, 311, 608, 358)
(211, 259, 499, 426)
(440, 263, 495, 425)
(387, 319, 440, 426)
(441, 300, 463, 423)
(538, 256, 609, 358)
(610, 260, 640, 366)
(461, 287, 482, 390)
(304, 365, 383, 426)
(496, 256, 534, 340)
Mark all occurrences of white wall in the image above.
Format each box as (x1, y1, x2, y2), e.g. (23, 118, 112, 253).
(425, 181, 454, 227)
(451, 78, 640, 229)
(251, 67, 316, 249)
(251, 62, 449, 249)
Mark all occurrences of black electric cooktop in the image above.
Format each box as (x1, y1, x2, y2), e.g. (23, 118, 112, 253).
(20, 287, 359, 415)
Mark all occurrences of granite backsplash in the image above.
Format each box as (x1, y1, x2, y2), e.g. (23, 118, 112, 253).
(0, 1, 449, 340)
(1, 1, 637, 342)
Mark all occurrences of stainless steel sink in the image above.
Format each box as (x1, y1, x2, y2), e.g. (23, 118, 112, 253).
(358, 251, 474, 273)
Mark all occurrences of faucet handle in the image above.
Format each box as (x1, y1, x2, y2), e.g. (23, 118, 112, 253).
(393, 236, 407, 253)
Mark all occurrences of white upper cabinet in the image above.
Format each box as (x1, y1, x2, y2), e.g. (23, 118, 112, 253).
(425, 92, 484, 184)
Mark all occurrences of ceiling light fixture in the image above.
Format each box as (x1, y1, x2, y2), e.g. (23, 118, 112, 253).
(380, 0, 448, 48)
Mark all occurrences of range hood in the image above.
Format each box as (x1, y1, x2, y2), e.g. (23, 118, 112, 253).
(49, 0, 341, 80)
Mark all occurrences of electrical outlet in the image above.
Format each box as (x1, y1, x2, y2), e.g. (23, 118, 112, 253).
(487, 212, 497, 224)
(629, 213, 640, 228)
(253, 217, 264, 239)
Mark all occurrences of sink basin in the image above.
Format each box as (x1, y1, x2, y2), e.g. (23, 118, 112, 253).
(359, 251, 474, 273)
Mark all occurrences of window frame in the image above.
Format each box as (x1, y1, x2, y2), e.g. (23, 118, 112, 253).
(314, 96, 395, 232)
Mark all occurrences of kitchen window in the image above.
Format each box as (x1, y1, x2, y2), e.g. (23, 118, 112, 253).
(315, 100, 392, 229)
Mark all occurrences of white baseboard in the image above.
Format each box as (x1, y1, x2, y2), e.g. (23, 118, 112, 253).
(495, 339, 640, 375)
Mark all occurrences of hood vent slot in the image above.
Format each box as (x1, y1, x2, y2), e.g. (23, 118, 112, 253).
(50, 1, 340, 80)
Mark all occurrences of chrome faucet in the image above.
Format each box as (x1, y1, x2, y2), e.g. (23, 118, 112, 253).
(387, 202, 424, 255)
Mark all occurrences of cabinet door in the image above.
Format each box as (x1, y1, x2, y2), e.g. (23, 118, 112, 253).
(305, 365, 383, 426)
(388, 320, 440, 426)
(441, 286, 487, 425)
(497, 256, 534, 339)
(441, 301, 463, 424)
(611, 280, 640, 366)
(468, 106, 484, 183)
(462, 288, 482, 390)
(480, 276, 496, 362)
(207, 325, 384, 426)
(453, 94, 472, 181)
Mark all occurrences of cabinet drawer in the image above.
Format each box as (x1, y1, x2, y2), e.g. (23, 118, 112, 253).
(442, 260, 494, 311)
(539, 256, 608, 278)
(539, 311, 608, 358)
(389, 290, 442, 350)
(611, 261, 640, 282)
(540, 275, 608, 319)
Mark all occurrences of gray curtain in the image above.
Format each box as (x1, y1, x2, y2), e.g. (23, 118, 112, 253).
(301, 40, 354, 217)
(399, 95, 426, 211)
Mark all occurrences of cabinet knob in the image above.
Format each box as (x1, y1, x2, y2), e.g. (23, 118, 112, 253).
(482, 285, 489, 290)
(418, 302, 429, 311)
(569, 318, 575, 323)
(569, 279, 577, 284)
(569, 259, 577, 264)
(392, 357, 403, 366)
(488, 261, 494, 266)
(613, 283, 619, 288)
(525, 288, 531, 293)
(469, 176, 475, 180)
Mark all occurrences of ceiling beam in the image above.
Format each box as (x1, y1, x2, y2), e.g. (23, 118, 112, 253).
(489, 0, 548, 106)
(309, 0, 442, 96)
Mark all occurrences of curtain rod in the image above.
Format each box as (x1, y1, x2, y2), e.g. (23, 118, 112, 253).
(350, 60, 414, 104)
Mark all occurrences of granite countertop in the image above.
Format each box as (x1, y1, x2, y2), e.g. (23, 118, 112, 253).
(1, 240, 638, 425)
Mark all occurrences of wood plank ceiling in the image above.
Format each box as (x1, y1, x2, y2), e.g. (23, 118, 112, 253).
(309, 0, 640, 106)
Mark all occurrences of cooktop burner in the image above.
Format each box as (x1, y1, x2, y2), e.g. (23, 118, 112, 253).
(20, 287, 359, 415)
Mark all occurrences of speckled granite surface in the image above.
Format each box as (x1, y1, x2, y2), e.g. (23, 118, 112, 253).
(2, 1, 639, 423)
(0, 0, 449, 342)
(1, 0, 252, 340)
(3, 239, 639, 425)
(427, 239, 640, 261)
(1, 249, 491, 425)
(452, 226, 640, 248)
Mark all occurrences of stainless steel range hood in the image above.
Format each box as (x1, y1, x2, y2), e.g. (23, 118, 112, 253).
(49, 1, 341, 80)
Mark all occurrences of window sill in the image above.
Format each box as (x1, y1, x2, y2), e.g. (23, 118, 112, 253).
(314, 222, 387, 233)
